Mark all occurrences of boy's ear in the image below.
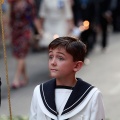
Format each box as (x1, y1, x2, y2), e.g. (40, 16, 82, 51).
(73, 61, 83, 72)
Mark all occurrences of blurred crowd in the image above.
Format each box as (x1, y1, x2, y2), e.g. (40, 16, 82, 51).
(0, 0, 120, 88)
(0, 0, 120, 53)
(1, 0, 120, 52)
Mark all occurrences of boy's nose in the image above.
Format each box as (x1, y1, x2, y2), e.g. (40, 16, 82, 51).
(51, 58, 57, 66)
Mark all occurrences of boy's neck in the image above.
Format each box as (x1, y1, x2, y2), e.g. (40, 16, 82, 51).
(56, 78, 77, 87)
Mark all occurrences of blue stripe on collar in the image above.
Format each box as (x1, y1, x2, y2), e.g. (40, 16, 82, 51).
(62, 85, 94, 115)
(62, 79, 94, 115)
(40, 79, 58, 116)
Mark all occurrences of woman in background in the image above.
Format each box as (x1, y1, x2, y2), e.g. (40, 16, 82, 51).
(8, 0, 40, 89)
(38, 0, 74, 47)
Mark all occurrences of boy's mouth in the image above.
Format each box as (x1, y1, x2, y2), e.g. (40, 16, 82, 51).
(50, 69, 58, 71)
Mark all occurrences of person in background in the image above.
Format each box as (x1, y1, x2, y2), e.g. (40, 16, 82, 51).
(38, 0, 74, 48)
(111, 0, 120, 32)
(31, 0, 43, 52)
(96, 0, 113, 51)
(72, 0, 97, 56)
(8, 0, 40, 89)
(29, 36, 105, 120)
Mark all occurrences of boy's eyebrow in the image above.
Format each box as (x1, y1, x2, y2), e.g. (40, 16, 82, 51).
(57, 52, 65, 56)
(49, 51, 65, 56)
(49, 51, 53, 54)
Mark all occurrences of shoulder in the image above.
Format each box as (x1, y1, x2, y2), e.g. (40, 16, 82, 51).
(76, 78, 102, 99)
(77, 78, 102, 98)
(92, 88, 103, 100)
(40, 78, 56, 88)
(76, 78, 93, 88)
(76, 78, 103, 99)
(33, 85, 40, 94)
(34, 79, 56, 91)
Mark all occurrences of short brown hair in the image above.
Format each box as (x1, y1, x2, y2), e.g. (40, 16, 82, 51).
(48, 36, 87, 62)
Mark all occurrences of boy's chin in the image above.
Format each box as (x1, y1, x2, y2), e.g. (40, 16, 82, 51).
(50, 74, 56, 78)
(50, 74, 59, 79)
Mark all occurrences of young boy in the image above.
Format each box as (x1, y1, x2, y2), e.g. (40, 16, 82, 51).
(29, 36, 105, 120)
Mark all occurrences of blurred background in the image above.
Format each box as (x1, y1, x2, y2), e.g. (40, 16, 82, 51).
(0, 0, 120, 120)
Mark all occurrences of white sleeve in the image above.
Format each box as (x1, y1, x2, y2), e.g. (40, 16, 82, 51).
(90, 90, 105, 120)
(29, 86, 39, 120)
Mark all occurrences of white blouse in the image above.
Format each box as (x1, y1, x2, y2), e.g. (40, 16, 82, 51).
(55, 88, 72, 116)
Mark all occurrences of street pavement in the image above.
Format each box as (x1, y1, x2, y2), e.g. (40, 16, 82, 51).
(0, 32, 120, 120)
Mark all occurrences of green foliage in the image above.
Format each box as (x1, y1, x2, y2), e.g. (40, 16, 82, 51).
(0, 115, 28, 120)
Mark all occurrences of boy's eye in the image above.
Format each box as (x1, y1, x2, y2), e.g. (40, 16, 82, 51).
(49, 55, 53, 59)
(58, 56, 64, 60)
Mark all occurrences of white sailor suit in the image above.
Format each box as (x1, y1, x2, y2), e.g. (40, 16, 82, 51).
(29, 78, 105, 120)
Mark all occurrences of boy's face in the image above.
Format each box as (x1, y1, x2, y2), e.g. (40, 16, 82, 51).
(48, 47, 77, 79)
